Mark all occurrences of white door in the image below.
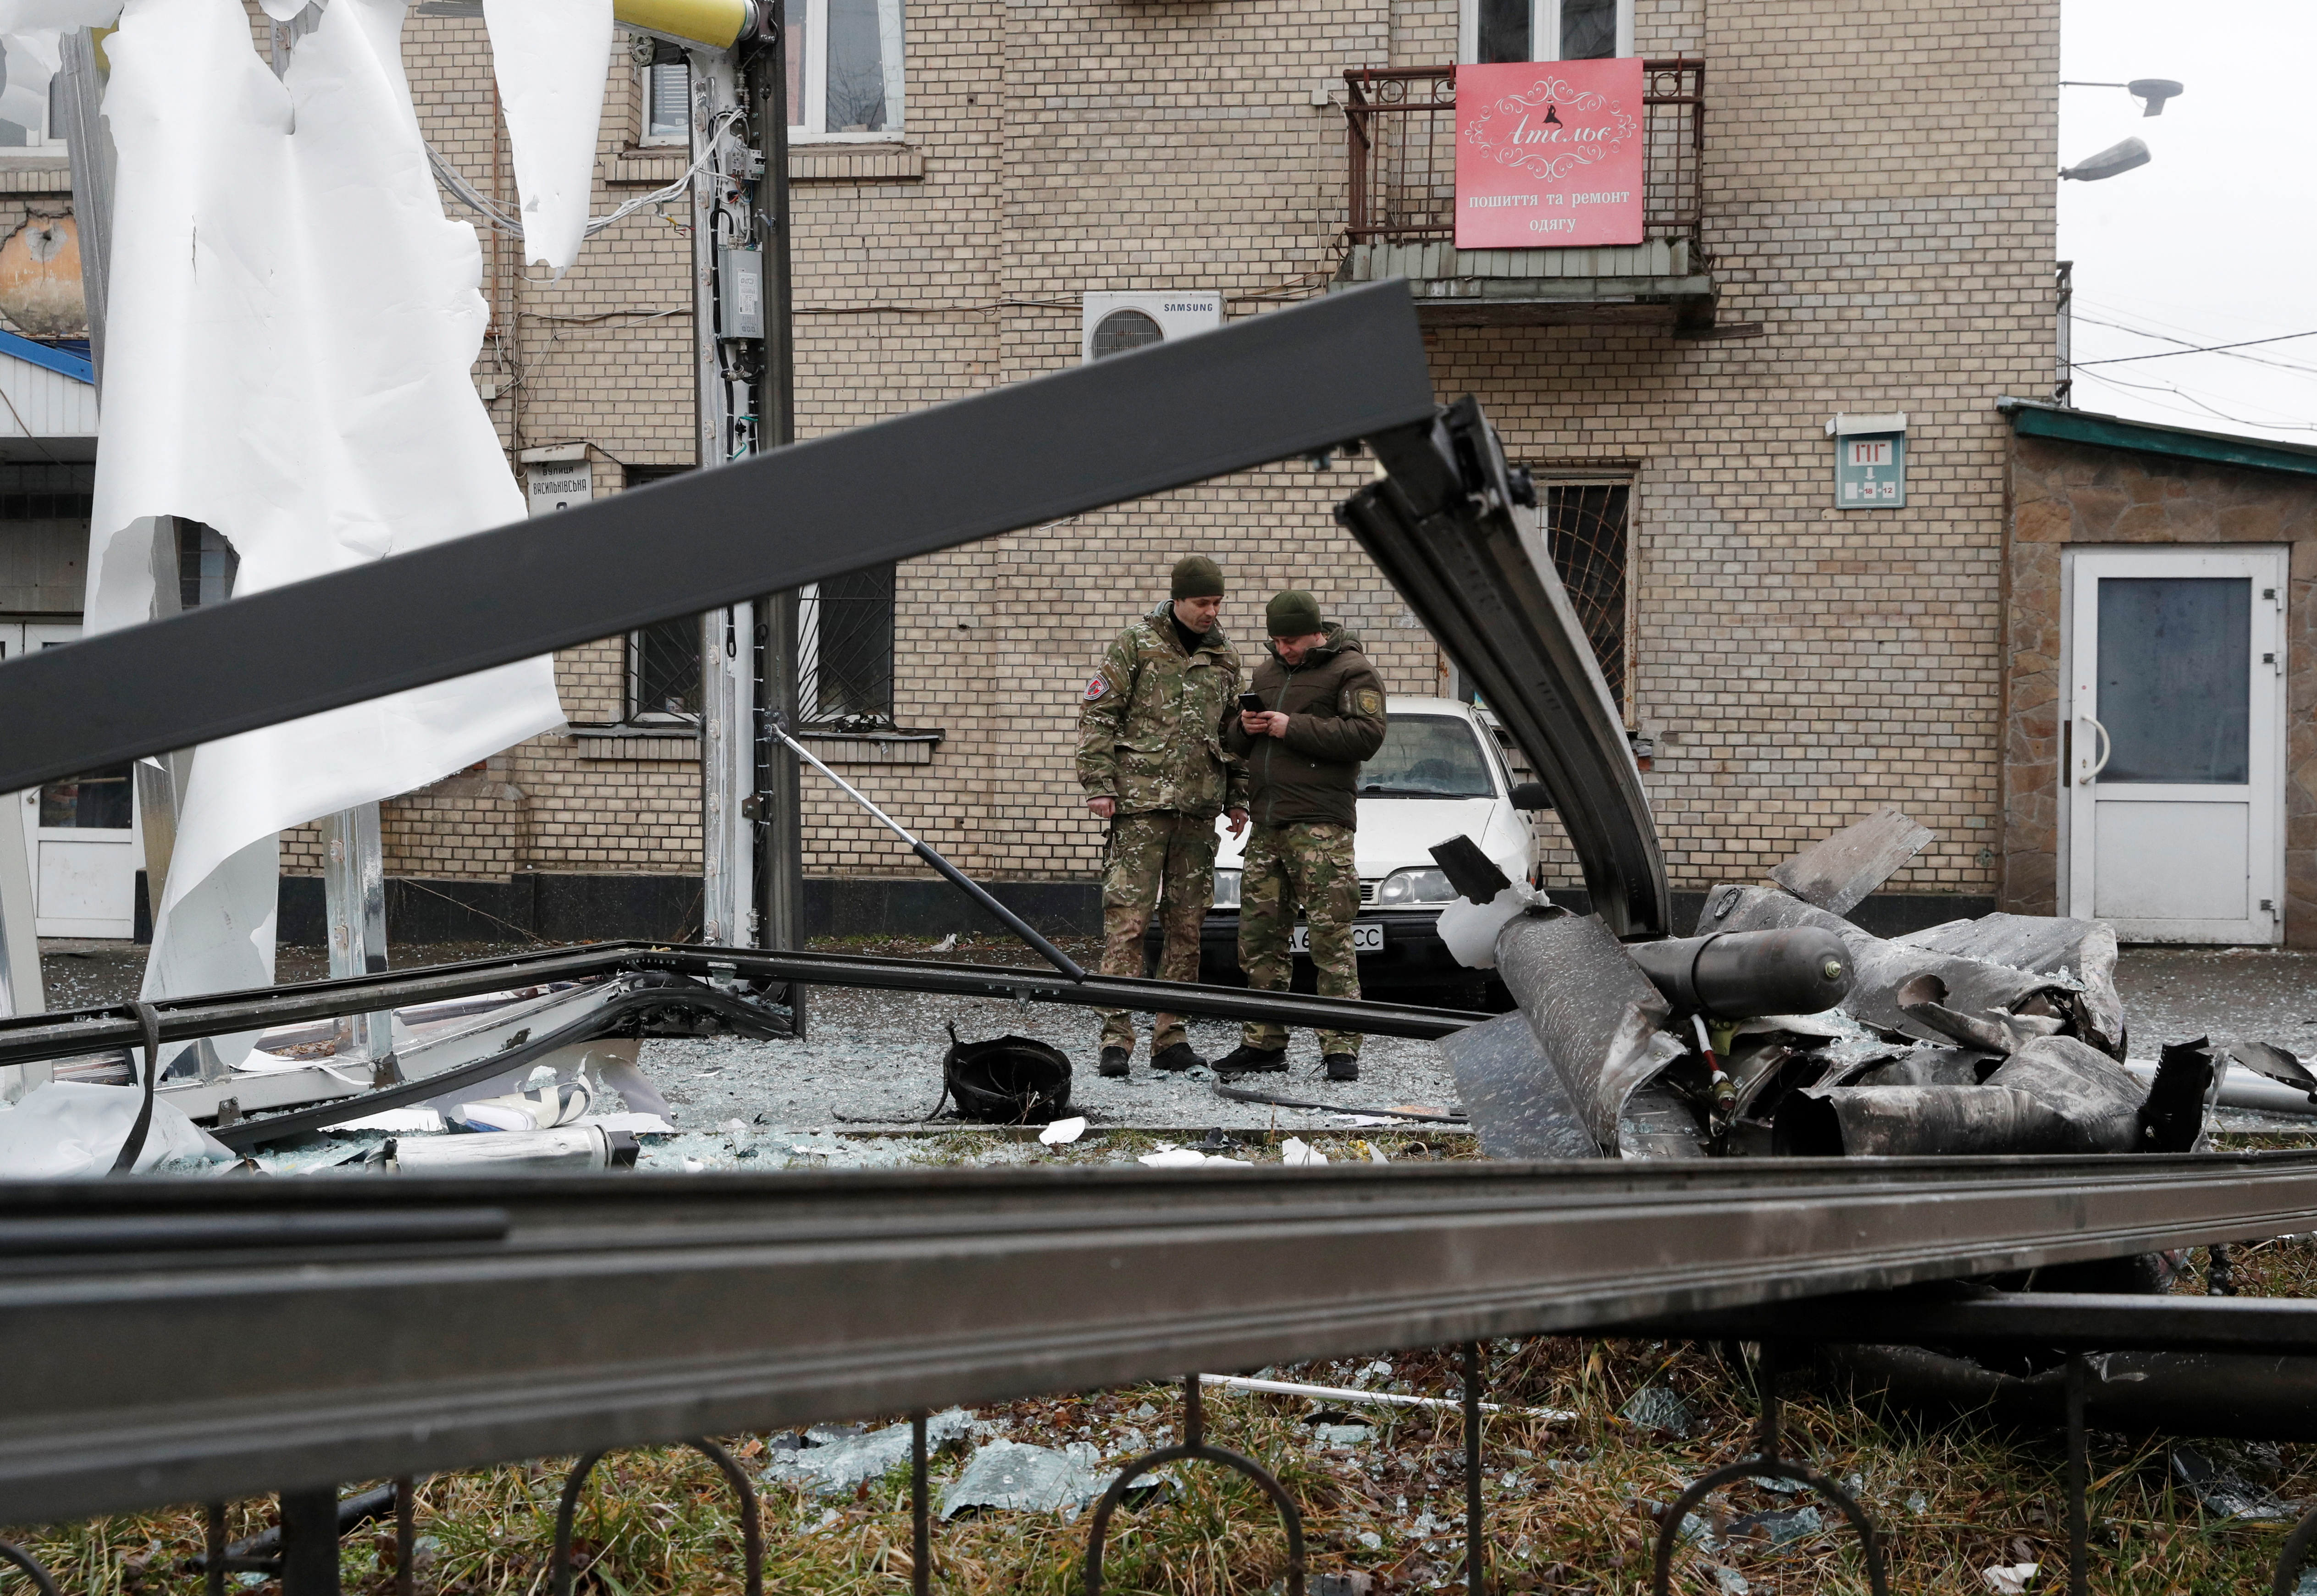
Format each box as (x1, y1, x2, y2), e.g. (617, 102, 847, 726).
(2064, 547, 2286, 944)
(0, 623, 139, 938)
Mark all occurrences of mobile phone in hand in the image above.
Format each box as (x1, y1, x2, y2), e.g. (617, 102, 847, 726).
(1239, 692, 1265, 714)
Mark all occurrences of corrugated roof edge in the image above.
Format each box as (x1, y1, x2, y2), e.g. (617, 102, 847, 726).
(0, 326, 93, 385)
(1996, 394, 2317, 481)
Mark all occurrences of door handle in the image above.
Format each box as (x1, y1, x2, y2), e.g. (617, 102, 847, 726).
(2078, 715, 2111, 786)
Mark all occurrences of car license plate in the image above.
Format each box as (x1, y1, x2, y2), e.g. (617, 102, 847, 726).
(1291, 922, 1386, 955)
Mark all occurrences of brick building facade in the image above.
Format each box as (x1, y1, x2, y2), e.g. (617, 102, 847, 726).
(295, 0, 2068, 945)
(6, 0, 2116, 947)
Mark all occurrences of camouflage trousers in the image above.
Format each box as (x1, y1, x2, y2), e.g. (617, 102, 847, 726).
(1097, 810, 1219, 1053)
(1238, 821, 1362, 1057)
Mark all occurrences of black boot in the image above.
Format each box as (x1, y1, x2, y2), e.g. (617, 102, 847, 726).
(1151, 1042, 1206, 1073)
(1213, 1044, 1288, 1075)
(1324, 1053, 1360, 1082)
(1098, 1046, 1131, 1078)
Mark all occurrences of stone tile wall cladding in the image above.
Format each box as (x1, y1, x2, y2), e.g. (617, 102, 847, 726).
(301, 0, 2060, 929)
(2002, 434, 2317, 947)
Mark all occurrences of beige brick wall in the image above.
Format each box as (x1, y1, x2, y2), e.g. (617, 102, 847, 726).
(327, 0, 2057, 911)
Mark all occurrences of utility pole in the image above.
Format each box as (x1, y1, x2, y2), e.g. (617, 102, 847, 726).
(689, 49, 755, 951)
(743, 17, 807, 1027)
(692, 13, 805, 1035)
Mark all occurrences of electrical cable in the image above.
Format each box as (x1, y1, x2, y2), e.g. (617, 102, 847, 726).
(2072, 366, 2317, 435)
(2074, 311, 2317, 378)
(424, 109, 741, 243)
(2074, 326, 2317, 366)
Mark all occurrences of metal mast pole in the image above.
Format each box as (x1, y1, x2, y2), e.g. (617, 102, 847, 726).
(690, 48, 756, 949)
(744, 10, 807, 1032)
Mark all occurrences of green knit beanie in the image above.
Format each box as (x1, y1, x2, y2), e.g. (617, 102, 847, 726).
(1171, 555, 1225, 600)
(1265, 590, 1323, 638)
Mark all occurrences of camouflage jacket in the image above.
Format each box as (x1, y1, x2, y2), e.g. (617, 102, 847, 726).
(1077, 602, 1249, 818)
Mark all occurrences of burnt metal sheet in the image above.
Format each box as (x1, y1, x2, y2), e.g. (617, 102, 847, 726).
(1438, 1011, 1599, 1160)
(1779, 1084, 2071, 1157)
(1982, 1036, 2147, 1155)
(1767, 807, 1936, 916)
(1341, 398, 1668, 937)
(1492, 909, 1676, 1150)
(1892, 972, 2063, 1055)
(1897, 912, 2124, 1058)
(9, 1151, 2317, 1519)
(1848, 1046, 1991, 1088)
(0, 284, 1436, 794)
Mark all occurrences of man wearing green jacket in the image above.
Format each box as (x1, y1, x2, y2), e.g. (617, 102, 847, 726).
(1215, 590, 1388, 1082)
(1076, 556, 1250, 1077)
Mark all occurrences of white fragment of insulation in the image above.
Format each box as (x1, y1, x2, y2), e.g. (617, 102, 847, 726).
(1280, 1137, 1327, 1167)
(1038, 1116, 1088, 1146)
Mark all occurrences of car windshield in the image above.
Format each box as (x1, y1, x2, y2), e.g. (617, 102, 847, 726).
(1358, 714, 1496, 798)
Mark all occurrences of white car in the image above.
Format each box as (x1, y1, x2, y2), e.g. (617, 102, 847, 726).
(1186, 695, 1548, 1000)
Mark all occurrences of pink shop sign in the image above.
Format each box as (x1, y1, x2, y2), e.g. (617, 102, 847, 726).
(1454, 58, 1646, 249)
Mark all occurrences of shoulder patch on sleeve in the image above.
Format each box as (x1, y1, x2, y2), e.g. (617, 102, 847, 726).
(1084, 676, 1109, 702)
(1355, 688, 1383, 717)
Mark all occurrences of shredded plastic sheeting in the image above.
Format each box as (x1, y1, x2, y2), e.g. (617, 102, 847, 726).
(0, 1082, 235, 1177)
(74, 0, 563, 1060)
(479, 0, 613, 273)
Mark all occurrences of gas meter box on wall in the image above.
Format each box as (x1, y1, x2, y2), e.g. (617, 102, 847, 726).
(1828, 412, 1907, 509)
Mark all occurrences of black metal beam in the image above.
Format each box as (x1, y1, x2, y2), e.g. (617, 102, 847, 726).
(0, 943, 1488, 1072)
(1338, 400, 1670, 938)
(5, 1149, 2317, 1521)
(1607, 1288, 2317, 1353)
(0, 283, 1432, 794)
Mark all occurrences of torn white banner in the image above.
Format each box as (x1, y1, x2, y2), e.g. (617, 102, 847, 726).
(481, 0, 614, 275)
(80, 0, 562, 1058)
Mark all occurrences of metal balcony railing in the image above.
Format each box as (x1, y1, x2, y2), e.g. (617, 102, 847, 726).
(1344, 59, 1704, 249)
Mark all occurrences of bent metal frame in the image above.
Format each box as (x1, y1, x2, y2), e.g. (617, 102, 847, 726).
(7, 283, 2317, 1593)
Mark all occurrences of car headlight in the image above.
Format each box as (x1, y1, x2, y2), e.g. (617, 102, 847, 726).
(1376, 867, 1455, 905)
(1212, 869, 1242, 909)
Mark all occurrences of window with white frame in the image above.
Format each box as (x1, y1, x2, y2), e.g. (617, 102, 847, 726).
(640, 44, 690, 148)
(0, 38, 69, 150)
(1461, 0, 1631, 64)
(785, 0, 906, 140)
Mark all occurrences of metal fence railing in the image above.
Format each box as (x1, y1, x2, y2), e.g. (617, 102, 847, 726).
(1344, 60, 1705, 249)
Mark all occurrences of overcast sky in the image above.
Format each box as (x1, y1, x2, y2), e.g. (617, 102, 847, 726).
(2059, 0, 2317, 442)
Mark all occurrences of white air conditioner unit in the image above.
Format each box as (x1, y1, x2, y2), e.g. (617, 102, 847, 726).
(1080, 291, 1223, 364)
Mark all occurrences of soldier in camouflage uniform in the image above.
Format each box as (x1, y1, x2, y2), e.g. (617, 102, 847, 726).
(1216, 591, 1388, 1082)
(1077, 556, 1249, 1077)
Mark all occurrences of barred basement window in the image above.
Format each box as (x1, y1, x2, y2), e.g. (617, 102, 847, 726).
(799, 562, 896, 729)
(630, 619, 703, 722)
(1539, 474, 1631, 714)
(623, 466, 703, 723)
